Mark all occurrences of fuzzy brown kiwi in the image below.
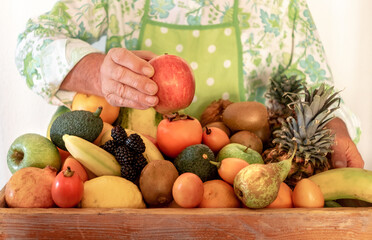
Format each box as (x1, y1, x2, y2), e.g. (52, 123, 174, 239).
(222, 101, 268, 132)
(229, 130, 263, 154)
(139, 160, 179, 207)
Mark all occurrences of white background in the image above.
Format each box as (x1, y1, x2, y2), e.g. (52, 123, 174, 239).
(1, 0, 372, 188)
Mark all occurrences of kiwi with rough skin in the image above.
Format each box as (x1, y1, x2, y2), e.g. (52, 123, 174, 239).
(229, 130, 263, 154)
(251, 120, 271, 143)
(222, 101, 268, 132)
(139, 160, 179, 207)
(205, 121, 231, 137)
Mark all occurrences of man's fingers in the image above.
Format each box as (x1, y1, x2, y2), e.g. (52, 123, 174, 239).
(346, 142, 365, 168)
(108, 48, 154, 77)
(132, 50, 158, 61)
(102, 79, 158, 107)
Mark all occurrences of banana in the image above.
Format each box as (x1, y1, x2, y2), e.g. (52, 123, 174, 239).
(308, 168, 372, 203)
(63, 134, 121, 177)
(100, 128, 165, 162)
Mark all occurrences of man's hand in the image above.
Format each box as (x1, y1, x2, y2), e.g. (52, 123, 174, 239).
(100, 48, 159, 109)
(326, 118, 364, 168)
(61, 48, 159, 109)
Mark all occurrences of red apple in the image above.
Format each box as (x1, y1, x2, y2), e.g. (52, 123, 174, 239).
(149, 54, 195, 114)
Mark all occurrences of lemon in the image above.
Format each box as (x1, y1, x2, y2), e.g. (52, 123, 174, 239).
(81, 176, 146, 208)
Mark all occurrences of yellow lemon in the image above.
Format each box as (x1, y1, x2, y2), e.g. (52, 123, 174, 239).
(81, 176, 146, 208)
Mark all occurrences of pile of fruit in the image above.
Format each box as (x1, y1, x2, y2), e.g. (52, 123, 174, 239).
(4, 54, 372, 209)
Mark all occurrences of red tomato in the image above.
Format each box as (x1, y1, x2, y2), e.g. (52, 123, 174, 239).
(202, 127, 230, 153)
(156, 114, 203, 158)
(51, 166, 84, 208)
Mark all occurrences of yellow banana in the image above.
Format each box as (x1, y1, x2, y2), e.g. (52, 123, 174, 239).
(309, 167, 372, 203)
(100, 128, 165, 162)
(63, 134, 121, 177)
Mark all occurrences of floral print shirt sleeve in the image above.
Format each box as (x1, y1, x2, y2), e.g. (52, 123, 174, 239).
(15, 0, 108, 106)
(14, 0, 361, 142)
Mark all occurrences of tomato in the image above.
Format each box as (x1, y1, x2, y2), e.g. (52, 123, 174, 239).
(172, 173, 204, 208)
(292, 179, 324, 208)
(51, 166, 84, 208)
(202, 126, 230, 153)
(156, 114, 203, 158)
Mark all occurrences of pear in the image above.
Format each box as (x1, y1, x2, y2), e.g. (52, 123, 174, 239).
(233, 144, 297, 208)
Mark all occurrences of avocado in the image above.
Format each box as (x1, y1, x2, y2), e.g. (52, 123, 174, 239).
(46, 105, 71, 140)
(173, 144, 218, 182)
(50, 107, 103, 150)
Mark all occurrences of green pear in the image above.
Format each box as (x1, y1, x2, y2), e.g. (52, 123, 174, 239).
(233, 145, 297, 209)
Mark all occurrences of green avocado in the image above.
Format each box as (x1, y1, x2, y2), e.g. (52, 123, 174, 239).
(173, 144, 218, 182)
(50, 107, 103, 150)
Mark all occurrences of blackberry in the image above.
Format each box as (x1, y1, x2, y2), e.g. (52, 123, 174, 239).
(133, 153, 148, 172)
(125, 133, 146, 153)
(100, 140, 117, 155)
(114, 145, 136, 166)
(120, 164, 139, 182)
(111, 125, 127, 145)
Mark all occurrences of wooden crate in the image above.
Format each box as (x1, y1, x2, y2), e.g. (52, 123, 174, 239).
(1, 185, 372, 239)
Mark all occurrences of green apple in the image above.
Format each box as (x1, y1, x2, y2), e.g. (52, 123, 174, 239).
(217, 143, 264, 164)
(7, 133, 61, 174)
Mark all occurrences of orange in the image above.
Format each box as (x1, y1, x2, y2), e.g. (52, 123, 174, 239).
(292, 178, 324, 208)
(199, 179, 241, 208)
(266, 182, 293, 208)
(93, 122, 114, 145)
(72, 93, 120, 124)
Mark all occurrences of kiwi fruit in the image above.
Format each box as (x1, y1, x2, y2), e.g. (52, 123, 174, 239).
(229, 130, 263, 154)
(139, 160, 179, 207)
(222, 101, 268, 132)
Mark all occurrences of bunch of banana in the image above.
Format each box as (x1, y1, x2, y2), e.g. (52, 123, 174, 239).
(63, 134, 121, 176)
(309, 167, 372, 203)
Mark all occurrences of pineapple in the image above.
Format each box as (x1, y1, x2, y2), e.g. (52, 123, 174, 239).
(262, 83, 341, 188)
(265, 68, 305, 131)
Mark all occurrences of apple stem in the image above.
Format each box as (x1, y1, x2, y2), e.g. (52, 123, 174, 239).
(64, 166, 75, 177)
(93, 106, 103, 117)
(12, 151, 24, 164)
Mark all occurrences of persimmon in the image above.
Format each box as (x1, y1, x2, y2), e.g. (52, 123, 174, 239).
(199, 180, 241, 208)
(202, 127, 230, 153)
(72, 93, 120, 124)
(62, 156, 88, 182)
(210, 158, 249, 185)
(93, 122, 114, 145)
(266, 182, 293, 208)
(292, 179, 324, 208)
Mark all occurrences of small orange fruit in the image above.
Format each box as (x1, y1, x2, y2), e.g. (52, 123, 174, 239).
(292, 178, 324, 208)
(266, 182, 293, 208)
(93, 122, 114, 145)
(199, 180, 241, 208)
(72, 93, 120, 124)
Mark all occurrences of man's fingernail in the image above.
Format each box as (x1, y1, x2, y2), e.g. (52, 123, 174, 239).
(146, 96, 158, 105)
(334, 161, 346, 168)
(143, 66, 154, 77)
(145, 82, 158, 94)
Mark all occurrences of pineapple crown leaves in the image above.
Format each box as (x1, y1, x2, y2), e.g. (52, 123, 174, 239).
(273, 83, 341, 164)
(266, 70, 305, 107)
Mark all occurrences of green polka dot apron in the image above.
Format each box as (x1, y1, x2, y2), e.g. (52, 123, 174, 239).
(138, 0, 245, 119)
